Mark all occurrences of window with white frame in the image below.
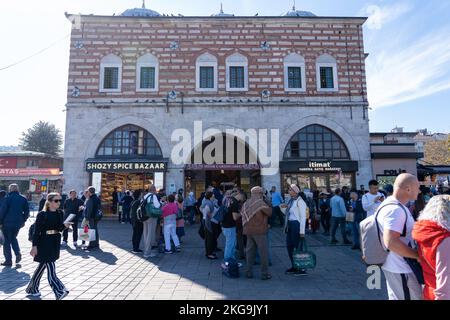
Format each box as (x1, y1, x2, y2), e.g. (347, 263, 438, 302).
(284, 53, 306, 92)
(99, 54, 122, 92)
(316, 54, 338, 92)
(226, 53, 248, 91)
(136, 53, 159, 92)
(196, 53, 218, 92)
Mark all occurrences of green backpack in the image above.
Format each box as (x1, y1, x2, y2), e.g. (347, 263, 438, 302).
(145, 194, 162, 218)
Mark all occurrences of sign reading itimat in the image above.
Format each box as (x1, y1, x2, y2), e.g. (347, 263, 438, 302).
(298, 161, 342, 173)
(86, 161, 167, 172)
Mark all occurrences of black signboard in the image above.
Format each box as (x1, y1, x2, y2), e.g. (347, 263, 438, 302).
(279, 160, 358, 173)
(85, 159, 168, 172)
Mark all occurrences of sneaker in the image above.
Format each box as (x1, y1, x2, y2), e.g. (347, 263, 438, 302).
(330, 239, 339, 244)
(164, 249, 173, 254)
(131, 250, 141, 254)
(26, 291, 41, 297)
(285, 267, 296, 274)
(294, 270, 308, 277)
(16, 254, 22, 264)
(175, 246, 181, 252)
(61, 241, 67, 246)
(261, 274, 272, 280)
(1, 261, 12, 267)
(57, 290, 69, 300)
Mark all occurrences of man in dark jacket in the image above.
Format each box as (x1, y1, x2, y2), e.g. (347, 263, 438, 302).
(84, 186, 101, 250)
(130, 190, 143, 253)
(349, 192, 366, 250)
(0, 184, 30, 266)
(62, 190, 84, 247)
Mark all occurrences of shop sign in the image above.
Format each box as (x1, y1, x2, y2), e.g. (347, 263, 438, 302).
(298, 161, 342, 173)
(86, 160, 167, 172)
(184, 163, 260, 171)
(0, 168, 60, 176)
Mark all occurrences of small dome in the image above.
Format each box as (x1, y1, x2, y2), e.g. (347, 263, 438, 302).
(121, 8, 161, 17)
(284, 5, 315, 17)
(211, 3, 234, 17)
(120, 1, 161, 17)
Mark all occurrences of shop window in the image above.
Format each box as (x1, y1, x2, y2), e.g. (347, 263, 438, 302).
(284, 124, 350, 160)
(96, 125, 162, 158)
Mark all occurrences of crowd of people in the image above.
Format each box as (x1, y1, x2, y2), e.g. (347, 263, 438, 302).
(0, 177, 449, 300)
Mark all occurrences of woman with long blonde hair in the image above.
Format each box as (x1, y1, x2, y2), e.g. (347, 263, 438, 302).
(26, 192, 72, 300)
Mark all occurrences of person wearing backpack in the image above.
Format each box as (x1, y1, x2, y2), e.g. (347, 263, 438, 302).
(376, 173, 422, 300)
(83, 186, 101, 251)
(130, 190, 144, 253)
(142, 185, 161, 258)
(221, 190, 239, 262)
(0, 184, 29, 267)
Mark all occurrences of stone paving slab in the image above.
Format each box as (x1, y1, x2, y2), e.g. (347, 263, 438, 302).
(0, 216, 387, 300)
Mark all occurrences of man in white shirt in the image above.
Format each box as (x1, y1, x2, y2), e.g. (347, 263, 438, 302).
(362, 180, 385, 217)
(376, 173, 422, 300)
(142, 185, 161, 258)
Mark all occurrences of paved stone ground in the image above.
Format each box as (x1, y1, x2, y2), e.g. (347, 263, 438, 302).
(0, 213, 387, 300)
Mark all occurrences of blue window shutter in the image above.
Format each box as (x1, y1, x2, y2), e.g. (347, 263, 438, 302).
(230, 66, 245, 88)
(288, 67, 301, 88)
(140, 67, 155, 89)
(104, 67, 119, 89)
(199, 66, 214, 88)
(320, 67, 334, 89)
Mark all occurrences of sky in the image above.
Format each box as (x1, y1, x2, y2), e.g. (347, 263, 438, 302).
(0, 0, 449, 146)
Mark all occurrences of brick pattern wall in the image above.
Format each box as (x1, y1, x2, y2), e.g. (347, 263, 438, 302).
(66, 16, 367, 102)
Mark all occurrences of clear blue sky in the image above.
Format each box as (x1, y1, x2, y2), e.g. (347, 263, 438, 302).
(0, 0, 449, 146)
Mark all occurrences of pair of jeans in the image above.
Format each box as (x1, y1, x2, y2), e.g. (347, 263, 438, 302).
(351, 220, 361, 247)
(163, 215, 180, 251)
(186, 206, 196, 224)
(286, 220, 305, 269)
(132, 221, 143, 251)
(2, 226, 21, 263)
(321, 211, 331, 233)
(222, 227, 237, 261)
(122, 207, 131, 223)
(331, 217, 349, 242)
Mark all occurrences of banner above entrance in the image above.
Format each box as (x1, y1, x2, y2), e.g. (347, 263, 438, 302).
(185, 163, 260, 171)
(279, 160, 358, 173)
(86, 159, 168, 172)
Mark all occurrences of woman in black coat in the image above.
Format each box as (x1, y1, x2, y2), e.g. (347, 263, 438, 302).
(25, 193, 72, 300)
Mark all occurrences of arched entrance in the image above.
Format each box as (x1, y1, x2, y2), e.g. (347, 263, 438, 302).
(280, 124, 358, 193)
(86, 124, 167, 214)
(184, 134, 261, 197)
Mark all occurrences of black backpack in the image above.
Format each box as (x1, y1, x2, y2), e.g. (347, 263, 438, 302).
(222, 258, 240, 278)
(137, 198, 149, 222)
(28, 212, 48, 242)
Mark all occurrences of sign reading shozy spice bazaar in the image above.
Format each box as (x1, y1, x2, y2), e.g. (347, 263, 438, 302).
(86, 160, 168, 172)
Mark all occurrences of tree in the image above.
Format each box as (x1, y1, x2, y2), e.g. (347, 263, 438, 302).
(19, 121, 63, 156)
(423, 136, 450, 165)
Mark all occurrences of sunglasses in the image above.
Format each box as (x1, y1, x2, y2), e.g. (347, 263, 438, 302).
(51, 199, 62, 203)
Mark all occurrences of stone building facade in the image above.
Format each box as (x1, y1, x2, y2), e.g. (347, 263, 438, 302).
(63, 5, 371, 212)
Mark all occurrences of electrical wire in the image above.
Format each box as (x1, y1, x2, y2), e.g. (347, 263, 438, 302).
(0, 33, 70, 72)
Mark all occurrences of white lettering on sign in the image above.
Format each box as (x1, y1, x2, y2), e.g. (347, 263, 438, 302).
(86, 162, 166, 172)
(308, 161, 331, 168)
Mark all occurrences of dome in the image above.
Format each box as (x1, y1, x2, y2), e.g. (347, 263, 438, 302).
(211, 3, 234, 17)
(120, 1, 161, 17)
(284, 4, 316, 17)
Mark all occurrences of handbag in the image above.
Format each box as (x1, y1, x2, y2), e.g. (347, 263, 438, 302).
(145, 194, 162, 218)
(78, 226, 96, 242)
(292, 239, 316, 270)
(346, 211, 354, 222)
